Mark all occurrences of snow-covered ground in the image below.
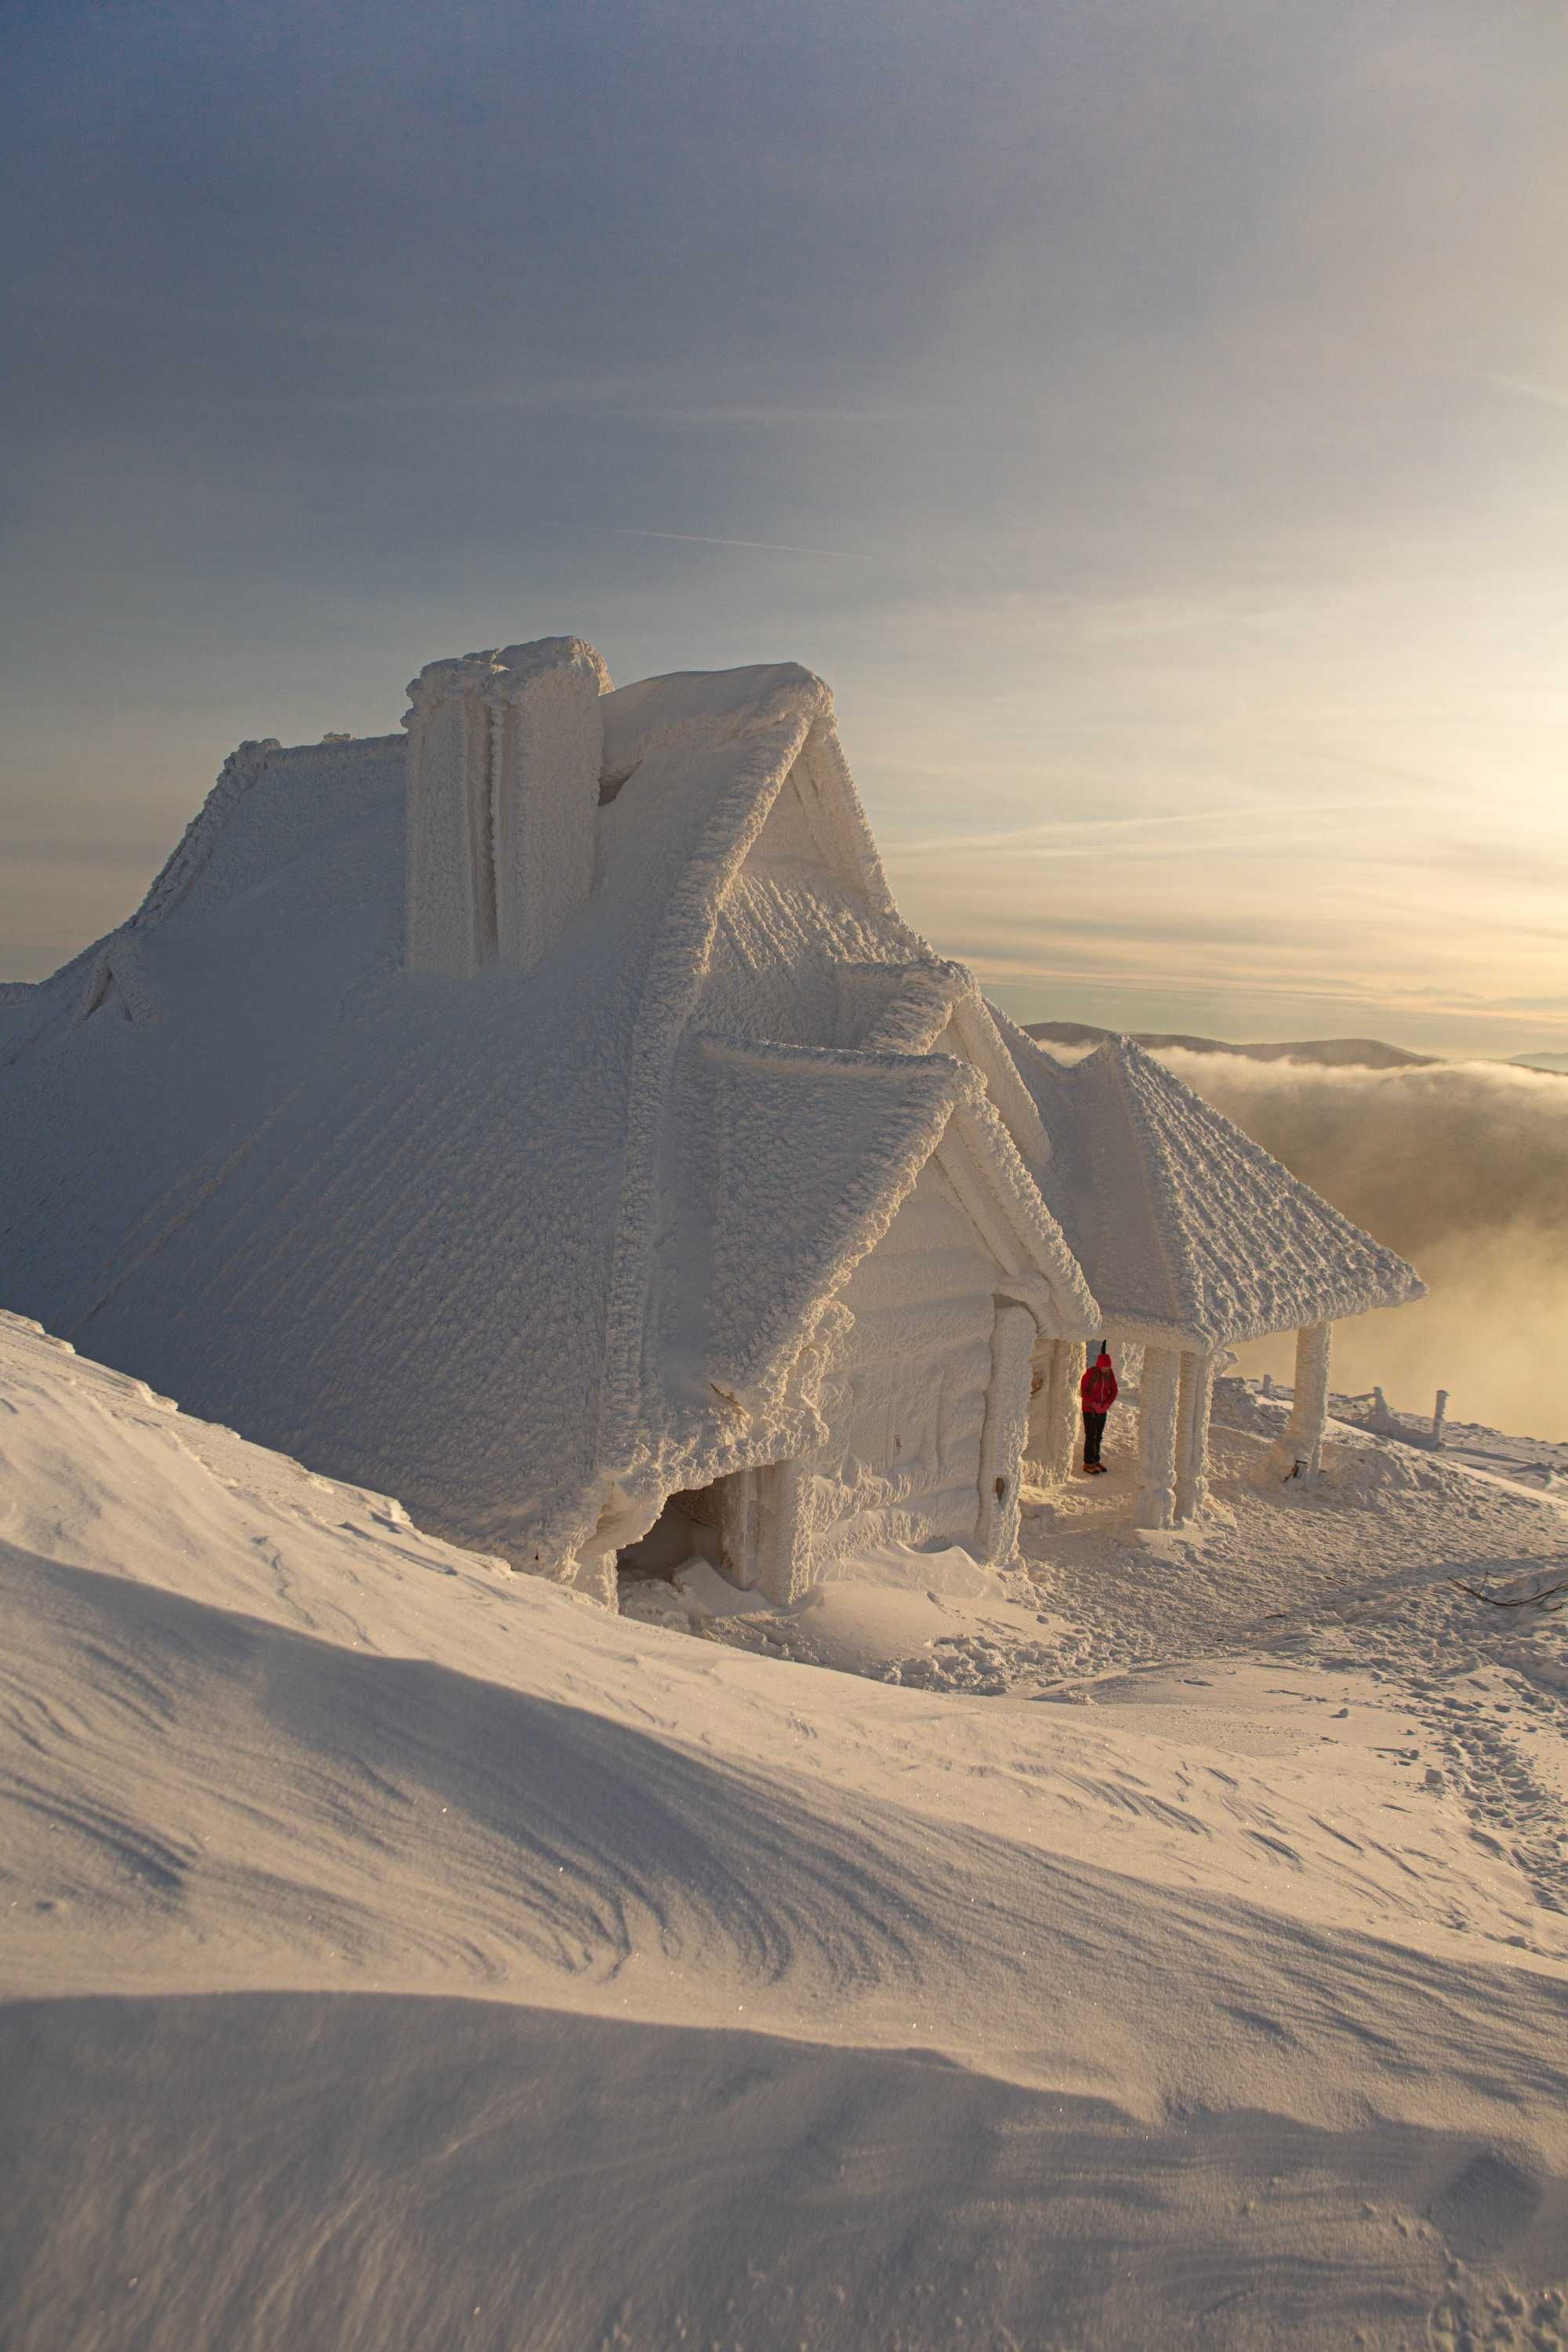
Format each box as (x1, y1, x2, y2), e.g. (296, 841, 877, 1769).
(5, 1312, 1567, 2350)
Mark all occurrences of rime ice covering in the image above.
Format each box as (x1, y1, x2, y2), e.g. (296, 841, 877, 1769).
(994, 1020, 1425, 1346)
(0, 639, 1419, 1592)
(404, 637, 611, 976)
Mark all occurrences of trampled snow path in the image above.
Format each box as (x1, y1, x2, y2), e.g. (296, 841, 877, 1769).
(3, 1312, 1567, 2350)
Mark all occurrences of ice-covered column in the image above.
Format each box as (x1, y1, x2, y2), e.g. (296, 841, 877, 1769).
(1174, 1349, 1217, 1520)
(404, 637, 609, 977)
(1135, 1345, 1181, 1530)
(1273, 1320, 1334, 1476)
(1025, 1336, 1082, 1486)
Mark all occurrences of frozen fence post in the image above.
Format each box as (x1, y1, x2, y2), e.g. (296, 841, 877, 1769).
(1433, 1388, 1449, 1446)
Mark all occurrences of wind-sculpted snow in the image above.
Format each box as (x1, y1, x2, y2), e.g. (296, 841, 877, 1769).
(7, 1994, 1566, 2352)
(16, 1530, 1568, 2124)
(3, 1312, 1568, 2348)
(5, 1552, 986, 2000)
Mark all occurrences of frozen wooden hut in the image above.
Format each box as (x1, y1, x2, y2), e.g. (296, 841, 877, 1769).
(0, 638, 1421, 1602)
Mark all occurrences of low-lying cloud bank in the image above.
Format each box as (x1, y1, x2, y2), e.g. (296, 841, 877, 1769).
(1155, 1053, 1568, 1439)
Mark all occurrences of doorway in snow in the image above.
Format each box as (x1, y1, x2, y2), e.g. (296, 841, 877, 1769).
(615, 1464, 794, 1598)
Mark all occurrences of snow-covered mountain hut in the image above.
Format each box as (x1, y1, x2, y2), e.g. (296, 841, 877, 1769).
(0, 637, 1421, 1600)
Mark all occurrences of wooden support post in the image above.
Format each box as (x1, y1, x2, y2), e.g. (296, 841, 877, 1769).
(1025, 1337, 1082, 1487)
(1272, 1321, 1334, 1478)
(1135, 1346, 1181, 1530)
(1175, 1350, 1216, 1520)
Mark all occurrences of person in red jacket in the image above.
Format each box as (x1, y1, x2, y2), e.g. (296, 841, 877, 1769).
(1080, 1348, 1118, 1473)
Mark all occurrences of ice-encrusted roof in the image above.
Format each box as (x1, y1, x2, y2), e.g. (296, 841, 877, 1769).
(993, 1018, 1425, 1347)
(0, 640, 1422, 1574)
(0, 652, 1094, 1574)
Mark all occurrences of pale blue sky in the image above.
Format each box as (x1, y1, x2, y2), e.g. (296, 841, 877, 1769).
(4, 0, 1565, 1053)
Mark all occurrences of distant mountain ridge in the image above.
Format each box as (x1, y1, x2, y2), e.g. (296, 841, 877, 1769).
(1021, 1022, 1437, 1069)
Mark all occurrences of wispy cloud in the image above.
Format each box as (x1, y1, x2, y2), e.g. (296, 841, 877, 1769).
(632, 404, 909, 429)
(10, 281, 412, 353)
(885, 797, 1389, 862)
(216, 385, 906, 430)
(1485, 372, 1568, 414)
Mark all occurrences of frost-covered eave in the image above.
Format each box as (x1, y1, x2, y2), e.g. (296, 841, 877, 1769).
(1091, 1251, 1426, 1350)
(851, 958, 972, 1055)
(948, 992, 1055, 1171)
(1205, 1269, 1428, 1351)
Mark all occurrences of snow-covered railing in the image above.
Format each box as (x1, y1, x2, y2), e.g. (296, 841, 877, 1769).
(1258, 1376, 1451, 1450)
(1328, 1387, 1450, 1449)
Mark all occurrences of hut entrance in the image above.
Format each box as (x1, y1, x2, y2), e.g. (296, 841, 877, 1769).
(615, 1461, 800, 1599)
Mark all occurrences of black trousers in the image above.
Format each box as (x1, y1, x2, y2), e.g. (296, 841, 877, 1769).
(1082, 1410, 1107, 1465)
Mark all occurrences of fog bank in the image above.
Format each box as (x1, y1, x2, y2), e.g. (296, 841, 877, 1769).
(1155, 1053, 1568, 1440)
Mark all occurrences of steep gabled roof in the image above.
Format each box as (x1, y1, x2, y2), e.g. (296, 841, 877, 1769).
(994, 1020, 1424, 1347)
(680, 1035, 1097, 1425)
(699, 1036, 969, 1409)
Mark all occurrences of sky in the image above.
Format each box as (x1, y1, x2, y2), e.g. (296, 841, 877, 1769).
(3, 0, 1566, 1056)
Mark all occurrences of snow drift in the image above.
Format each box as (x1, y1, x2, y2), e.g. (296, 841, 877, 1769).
(3, 1309, 1568, 2349)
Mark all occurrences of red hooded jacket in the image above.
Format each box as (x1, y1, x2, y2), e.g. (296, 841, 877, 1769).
(1080, 1356, 1118, 1414)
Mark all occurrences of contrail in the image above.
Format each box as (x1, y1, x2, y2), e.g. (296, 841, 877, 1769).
(557, 522, 853, 558)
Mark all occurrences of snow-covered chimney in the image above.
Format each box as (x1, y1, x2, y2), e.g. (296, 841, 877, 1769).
(403, 636, 611, 977)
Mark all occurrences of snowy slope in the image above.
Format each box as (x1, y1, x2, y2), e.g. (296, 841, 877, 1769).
(4, 1309, 1568, 2350)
